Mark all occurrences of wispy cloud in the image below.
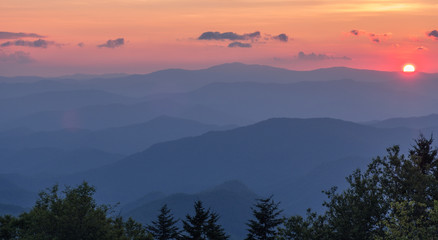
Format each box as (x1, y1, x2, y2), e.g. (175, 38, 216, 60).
(427, 30, 438, 40)
(0, 31, 44, 39)
(0, 39, 55, 48)
(198, 31, 289, 49)
(297, 51, 352, 61)
(77, 42, 84, 47)
(0, 50, 35, 63)
(349, 29, 391, 43)
(198, 31, 261, 41)
(97, 38, 125, 48)
(228, 42, 252, 48)
(350, 29, 360, 36)
(272, 33, 289, 42)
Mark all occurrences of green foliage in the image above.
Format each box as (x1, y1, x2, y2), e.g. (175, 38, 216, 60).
(18, 183, 110, 239)
(278, 134, 438, 239)
(147, 204, 180, 240)
(124, 217, 153, 240)
(367, 134, 438, 213)
(0, 214, 19, 240)
(182, 201, 229, 240)
(246, 196, 283, 240)
(277, 209, 330, 240)
(376, 201, 433, 240)
(0, 182, 152, 240)
(321, 169, 387, 240)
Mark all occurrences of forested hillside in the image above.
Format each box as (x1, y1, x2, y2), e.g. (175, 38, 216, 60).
(2, 135, 438, 239)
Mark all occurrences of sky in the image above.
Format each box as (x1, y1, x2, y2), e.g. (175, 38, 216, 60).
(1, 0, 438, 76)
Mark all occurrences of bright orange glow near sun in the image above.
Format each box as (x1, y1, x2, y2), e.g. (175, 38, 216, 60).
(403, 64, 415, 73)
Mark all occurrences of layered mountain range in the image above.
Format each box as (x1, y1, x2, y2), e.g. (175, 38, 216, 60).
(1, 63, 437, 235)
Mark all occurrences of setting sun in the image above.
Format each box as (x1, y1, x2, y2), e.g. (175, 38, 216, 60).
(403, 64, 415, 73)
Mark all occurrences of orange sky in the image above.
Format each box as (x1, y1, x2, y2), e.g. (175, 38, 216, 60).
(1, 0, 438, 76)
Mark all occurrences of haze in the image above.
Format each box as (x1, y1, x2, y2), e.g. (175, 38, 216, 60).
(1, 0, 438, 76)
(2, 1, 438, 239)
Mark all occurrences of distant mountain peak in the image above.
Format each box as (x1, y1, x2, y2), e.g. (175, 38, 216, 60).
(369, 113, 438, 129)
(252, 117, 356, 128)
(205, 62, 287, 72)
(207, 62, 248, 69)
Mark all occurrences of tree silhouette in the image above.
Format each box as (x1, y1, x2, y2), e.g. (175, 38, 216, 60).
(245, 196, 283, 240)
(0, 182, 151, 240)
(148, 204, 181, 240)
(182, 201, 228, 240)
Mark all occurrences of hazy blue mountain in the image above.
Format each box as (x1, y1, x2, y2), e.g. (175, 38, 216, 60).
(2, 63, 438, 229)
(56, 118, 420, 207)
(177, 104, 250, 125)
(0, 76, 47, 83)
(0, 80, 86, 99)
(2, 63, 436, 99)
(202, 64, 414, 84)
(0, 176, 36, 207)
(1, 117, 433, 218)
(368, 113, 438, 129)
(55, 73, 129, 81)
(121, 192, 167, 214)
(0, 90, 137, 124)
(274, 156, 369, 214)
(0, 127, 34, 137)
(2, 64, 438, 130)
(2, 99, 186, 131)
(177, 80, 438, 122)
(277, 128, 438, 214)
(4, 100, 245, 131)
(7, 77, 438, 131)
(0, 116, 232, 154)
(0, 147, 124, 175)
(123, 180, 258, 240)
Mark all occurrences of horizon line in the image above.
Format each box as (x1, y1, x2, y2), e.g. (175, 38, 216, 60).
(0, 62, 432, 78)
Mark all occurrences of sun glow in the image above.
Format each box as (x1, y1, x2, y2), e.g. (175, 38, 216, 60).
(403, 64, 415, 73)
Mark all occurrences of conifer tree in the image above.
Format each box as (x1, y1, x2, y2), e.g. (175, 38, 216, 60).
(147, 204, 180, 240)
(245, 196, 283, 240)
(182, 201, 228, 240)
(206, 212, 229, 240)
(183, 201, 210, 240)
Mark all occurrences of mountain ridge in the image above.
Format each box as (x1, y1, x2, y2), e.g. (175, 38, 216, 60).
(123, 180, 258, 240)
(0, 116, 230, 154)
(63, 117, 419, 205)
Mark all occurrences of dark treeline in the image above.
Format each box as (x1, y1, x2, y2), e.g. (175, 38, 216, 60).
(0, 182, 281, 240)
(1, 134, 438, 239)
